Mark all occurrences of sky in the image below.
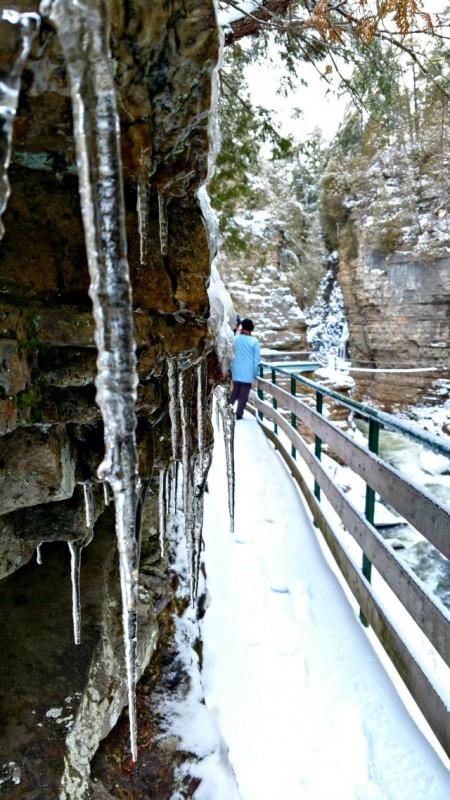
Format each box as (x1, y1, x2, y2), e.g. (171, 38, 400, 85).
(218, 0, 450, 146)
(245, 56, 349, 143)
(163, 415, 450, 799)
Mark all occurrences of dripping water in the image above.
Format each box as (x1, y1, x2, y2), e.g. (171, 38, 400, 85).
(41, 0, 140, 760)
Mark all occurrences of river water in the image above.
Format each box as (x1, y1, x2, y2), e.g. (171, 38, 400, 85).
(360, 424, 450, 611)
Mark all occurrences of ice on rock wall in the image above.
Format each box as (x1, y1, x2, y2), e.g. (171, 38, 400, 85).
(165, 358, 213, 601)
(214, 385, 235, 534)
(0, 10, 39, 239)
(158, 193, 169, 256)
(41, 0, 140, 760)
(158, 470, 167, 558)
(167, 358, 179, 461)
(191, 448, 212, 599)
(137, 178, 149, 266)
(137, 151, 151, 266)
(81, 481, 94, 529)
(68, 482, 95, 646)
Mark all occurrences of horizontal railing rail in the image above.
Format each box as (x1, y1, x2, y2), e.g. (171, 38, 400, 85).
(251, 373, 450, 758)
(258, 378, 450, 554)
(260, 363, 450, 459)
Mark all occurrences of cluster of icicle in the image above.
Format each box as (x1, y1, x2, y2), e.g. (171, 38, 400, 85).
(0, 0, 236, 767)
(136, 152, 169, 264)
(0, 9, 40, 240)
(164, 358, 214, 602)
(41, 0, 141, 760)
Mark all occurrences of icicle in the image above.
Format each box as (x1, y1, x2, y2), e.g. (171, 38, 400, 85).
(158, 470, 167, 558)
(178, 369, 191, 514)
(103, 481, 110, 507)
(215, 385, 235, 534)
(166, 469, 172, 518)
(167, 358, 179, 462)
(36, 544, 43, 565)
(41, 0, 140, 760)
(158, 192, 168, 255)
(137, 171, 149, 266)
(197, 361, 206, 462)
(0, 10, 39, 240)
(81, 481, 94, 529)
(191, 449, 213, 600)
(214, 392, 221, 431)
(68, 541, 82, 645)
(68, 486, 95, 646)
(172, 461, 179, 511)
(178, 367, 195, 600)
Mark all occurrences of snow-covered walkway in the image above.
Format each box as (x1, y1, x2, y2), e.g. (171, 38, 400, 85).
(201, 416, 450, 800)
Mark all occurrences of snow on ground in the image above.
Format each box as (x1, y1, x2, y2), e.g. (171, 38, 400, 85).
(200, 416, 450, 800)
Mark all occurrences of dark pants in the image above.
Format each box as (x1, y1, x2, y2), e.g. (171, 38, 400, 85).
(230, 381, 251, 418)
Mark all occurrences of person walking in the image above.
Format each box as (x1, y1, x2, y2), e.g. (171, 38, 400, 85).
(230, 318, 260, 419)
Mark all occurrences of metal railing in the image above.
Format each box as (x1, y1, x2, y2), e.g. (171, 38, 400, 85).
(252, 363, 450, 758)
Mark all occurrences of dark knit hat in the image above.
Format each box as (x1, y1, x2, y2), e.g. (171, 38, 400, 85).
(240, 318, 254, 332)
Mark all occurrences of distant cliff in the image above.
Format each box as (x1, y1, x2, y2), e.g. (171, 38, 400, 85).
(320, 107, 450, 408)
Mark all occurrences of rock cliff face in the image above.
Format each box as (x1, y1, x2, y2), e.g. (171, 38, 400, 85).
(218, 255, 308, 352)
(0, 1, 221, 796)
(321, 122, 450, 408)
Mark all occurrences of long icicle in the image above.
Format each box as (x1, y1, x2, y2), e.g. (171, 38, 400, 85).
(167, 358, 179, 462)
(82, 481, 94, 528)
(179, 367, 195, 601)
(137, 164, 150, 266)
(68, 541, 83, 645)
(215, 385, 235, 534)
(197, 361, 205, 462)
(158, 470, 166, 558)
(36, 544, 43, 565)
(192, 448, 212, 599)
(0, 10, 39, 239)
(68, 483, 95, 645)
(41, 0, 140, 760)
(158, 192, 168, 256)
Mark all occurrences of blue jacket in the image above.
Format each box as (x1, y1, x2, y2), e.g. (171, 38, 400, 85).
(231, 332, 260, 383)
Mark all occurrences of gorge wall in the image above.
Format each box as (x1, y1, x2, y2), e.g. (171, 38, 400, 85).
(321, 121, 450, 409)
(0, 1, 223, 796)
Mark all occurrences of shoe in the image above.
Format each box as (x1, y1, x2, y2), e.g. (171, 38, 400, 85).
(236, 415, 243, 420)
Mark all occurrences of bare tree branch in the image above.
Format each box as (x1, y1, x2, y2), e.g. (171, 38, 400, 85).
(223, 0, 293, 45)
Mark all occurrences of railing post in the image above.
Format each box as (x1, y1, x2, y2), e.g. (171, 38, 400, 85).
(271, 368, 278, 434)
(290, 374, 297, 460)
(314, 391, 323, 500)
(360, 418, 380, 626)
(257, 364, 264, 421)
